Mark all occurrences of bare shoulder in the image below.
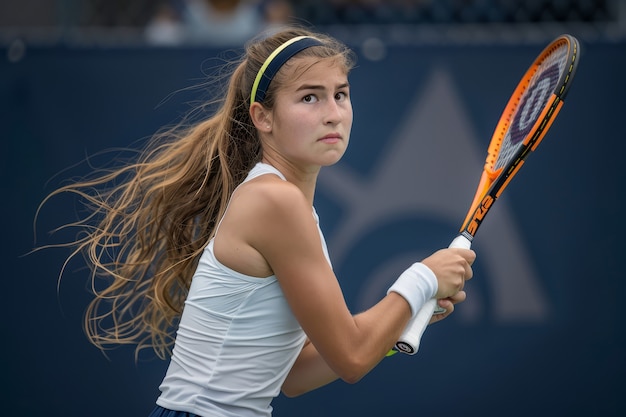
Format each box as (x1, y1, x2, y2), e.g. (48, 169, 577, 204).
(214, 174, 316, 277)
(233, 174, 310, 219)
(232, 174, 323, 266)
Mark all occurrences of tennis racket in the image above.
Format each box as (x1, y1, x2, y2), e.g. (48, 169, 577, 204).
(394, 34, 580, 355)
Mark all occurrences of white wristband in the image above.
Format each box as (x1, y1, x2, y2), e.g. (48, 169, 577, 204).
(387, 262, 438, 317)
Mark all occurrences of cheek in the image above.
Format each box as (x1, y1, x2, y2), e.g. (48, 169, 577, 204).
(276, 107, 315, 133)
(345, 107, 354, 131)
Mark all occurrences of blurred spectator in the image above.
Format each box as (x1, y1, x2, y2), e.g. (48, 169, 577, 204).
(183, 0, 263, 44)
(144, 2, 186, 45)
(2, 0, 615, 46)
(146, 0, 265, 46)
(261, 0, 296, 33)
(146, 0, 297, 46)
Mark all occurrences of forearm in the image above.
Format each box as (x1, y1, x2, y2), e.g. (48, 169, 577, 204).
(348, 291, 413, 364)
(281, 256, 442, 388)
(281, 340, 339, 397)
(297, 292, 413, 390)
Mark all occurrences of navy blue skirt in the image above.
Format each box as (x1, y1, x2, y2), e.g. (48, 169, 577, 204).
(148, 405, 201, 417)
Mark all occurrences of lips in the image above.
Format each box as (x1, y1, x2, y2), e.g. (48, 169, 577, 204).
(319, 133, 342, 143)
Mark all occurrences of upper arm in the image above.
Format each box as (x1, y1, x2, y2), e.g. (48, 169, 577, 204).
(247, 182, 360, 373)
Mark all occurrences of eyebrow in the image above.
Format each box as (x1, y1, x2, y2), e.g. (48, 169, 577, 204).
(295, 82, 350, 92)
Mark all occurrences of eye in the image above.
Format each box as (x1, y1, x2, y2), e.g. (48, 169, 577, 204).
(302, 94, 318, 103)
(335, 91, 348, 101)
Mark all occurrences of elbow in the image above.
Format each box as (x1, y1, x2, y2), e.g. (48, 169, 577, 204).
(282, 376, 336, 397)
(334, 355, 369, 385)
(339, 371, 365, 385)
(281, 387, 304, 398)
(340, 375, 362, 385)
(281, 376, 318, 398)
(281, 385, 307, 398)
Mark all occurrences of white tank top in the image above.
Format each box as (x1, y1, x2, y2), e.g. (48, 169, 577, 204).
(156, 163, 331, 416)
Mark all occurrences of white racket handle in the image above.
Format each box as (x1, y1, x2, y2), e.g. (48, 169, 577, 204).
(394, 235, 472, 355)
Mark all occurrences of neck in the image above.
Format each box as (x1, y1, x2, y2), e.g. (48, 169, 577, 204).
(260, 158, 319, 205)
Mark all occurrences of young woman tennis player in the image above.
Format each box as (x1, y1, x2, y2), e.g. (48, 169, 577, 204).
(43, 26, 475, 416)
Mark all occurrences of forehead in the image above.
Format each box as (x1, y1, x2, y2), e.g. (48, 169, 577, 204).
(279, 56, 349, 88)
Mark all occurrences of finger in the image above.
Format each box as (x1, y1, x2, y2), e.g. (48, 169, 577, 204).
(448, 290, 467, 305)
(429, 305, 453, 324)
(466, 249, 477, 265)
(430, 298, 457, 324)
(437, 298, 454, 310)
(450, 248, 476, 264)
(439, 291, 466, 307)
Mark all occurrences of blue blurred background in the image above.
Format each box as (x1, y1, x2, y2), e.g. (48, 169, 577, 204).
(2, 1, 625, 416)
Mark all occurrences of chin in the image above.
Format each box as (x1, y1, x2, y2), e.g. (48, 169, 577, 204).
(320, 155, 345, 167)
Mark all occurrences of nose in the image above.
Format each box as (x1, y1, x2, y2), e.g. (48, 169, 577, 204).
(324, 99, 342, 125)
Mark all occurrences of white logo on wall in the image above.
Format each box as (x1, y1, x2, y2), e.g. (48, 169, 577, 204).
(319, 68, 548, 323)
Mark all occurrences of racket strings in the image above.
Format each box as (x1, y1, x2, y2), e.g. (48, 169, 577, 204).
(494, 43, 570, 171)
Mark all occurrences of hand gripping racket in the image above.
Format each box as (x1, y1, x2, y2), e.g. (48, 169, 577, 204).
(394, 34, 580, 355)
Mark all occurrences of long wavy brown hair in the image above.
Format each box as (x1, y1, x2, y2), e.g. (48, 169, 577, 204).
(37, 26, 355, 359)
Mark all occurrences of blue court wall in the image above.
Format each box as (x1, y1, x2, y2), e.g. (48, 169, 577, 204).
(1, 39, 624, 416)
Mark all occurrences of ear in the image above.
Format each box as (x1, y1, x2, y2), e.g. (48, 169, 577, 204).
(249, 102, 272, 133)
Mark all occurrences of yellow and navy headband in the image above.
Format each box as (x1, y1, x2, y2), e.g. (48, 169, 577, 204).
(250, 35, 324, 105)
